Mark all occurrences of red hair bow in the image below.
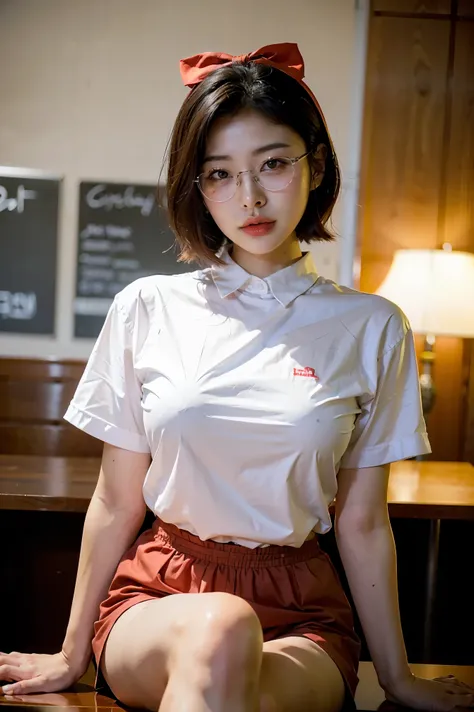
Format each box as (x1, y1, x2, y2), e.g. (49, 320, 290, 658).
(179, 42, 306, 89)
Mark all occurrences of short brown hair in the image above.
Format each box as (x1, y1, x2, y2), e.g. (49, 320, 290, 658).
(164, 61, 341, 267)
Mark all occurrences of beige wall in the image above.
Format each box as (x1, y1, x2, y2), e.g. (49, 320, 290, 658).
(0, 0, 363, 358)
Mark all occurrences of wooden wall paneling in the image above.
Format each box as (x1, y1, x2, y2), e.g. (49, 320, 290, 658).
(458, 0, 474, 18)
(357, 14, 471, 460)
(358, 16, 450, 295)
(0, 423, 103, 456)
(463, 341, 474, 463)
(441, 20, 474, 251)
(373, 1, 451, 14)
(0, 381, 76, 421)
(0, 357, 102, 456)
(441, 19, 474, 462)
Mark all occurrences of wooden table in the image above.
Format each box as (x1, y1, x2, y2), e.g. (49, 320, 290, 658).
(1, 455, 473, 659)
(387, 461, 474, 658)
(387, 460, 474, 520)
(1, 455, 473, 516)
(1, 662, 474, 710)
(0, 455, 100, 512)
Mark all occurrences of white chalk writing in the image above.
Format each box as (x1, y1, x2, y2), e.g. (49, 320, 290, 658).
(0, 291, 37, 319)
(86, 185, 155, 217)
(0, 185, 38, 213)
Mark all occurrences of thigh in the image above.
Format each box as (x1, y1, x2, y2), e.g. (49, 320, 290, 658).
(101, 598, 171, 708)
(259, 637, 346, 712)
(102, 595, 345, 712)
(101, 591, 262, 710)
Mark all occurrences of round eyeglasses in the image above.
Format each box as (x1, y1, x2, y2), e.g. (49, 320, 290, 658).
(194, 151, 312, 203)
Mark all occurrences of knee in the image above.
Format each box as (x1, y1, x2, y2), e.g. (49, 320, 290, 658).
(178, 592, 263, 667)
(198, 593, 262, 659)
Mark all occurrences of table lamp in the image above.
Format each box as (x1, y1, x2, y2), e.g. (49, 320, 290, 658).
(376, 246, 474, 418)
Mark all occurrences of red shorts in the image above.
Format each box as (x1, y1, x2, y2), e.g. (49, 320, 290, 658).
(92, 517, 360, 699)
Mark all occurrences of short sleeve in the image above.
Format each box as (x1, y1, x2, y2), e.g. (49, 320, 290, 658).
(339, 315, 431, 469)
(64, 296, 150, 453)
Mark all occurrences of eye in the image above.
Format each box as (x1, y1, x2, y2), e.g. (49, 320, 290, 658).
(207, 168, 231, 181)
(261, 158, 287, 172)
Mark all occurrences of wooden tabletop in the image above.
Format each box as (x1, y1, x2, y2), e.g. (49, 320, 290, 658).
(387, 460, 474, 519)
(355, 661, 474, 710)
(0, 455, 99, 512)
(0, 454, 473, 517)
(0, 681, 123, 710)
(1, 662, 473, 710)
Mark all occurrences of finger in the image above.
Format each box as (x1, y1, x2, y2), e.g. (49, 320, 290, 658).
(0, 655, 18, 664)
(437, 676, 474, 693)
(0, 652, 23, 663)
(433, 678, 474, 697)
(444, 684, 474, 696)
(448, 693, 474, 709)
(2, 676, 44, 696)
(0, 664, 24, 682)
(444, 678, 474, 688)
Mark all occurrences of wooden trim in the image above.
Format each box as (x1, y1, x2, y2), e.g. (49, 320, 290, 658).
(374, 11, 452, 19)
(436, 1, 458, 245)
(463, 340, 474, 463)
(374, 10, 474, 20)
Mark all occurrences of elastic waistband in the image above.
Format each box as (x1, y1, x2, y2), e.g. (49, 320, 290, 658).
(153, 518, 323, 569)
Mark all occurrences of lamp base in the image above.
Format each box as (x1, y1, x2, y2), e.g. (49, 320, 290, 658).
(420, 335, 437, 416)
(417, 335, 436, 461)
(420, 371, 436, 415)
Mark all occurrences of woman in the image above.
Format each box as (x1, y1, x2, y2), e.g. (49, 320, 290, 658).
(1, 43, 473, 712)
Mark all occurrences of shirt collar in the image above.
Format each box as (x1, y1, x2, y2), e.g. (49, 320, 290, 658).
(210, 243, 320, 308)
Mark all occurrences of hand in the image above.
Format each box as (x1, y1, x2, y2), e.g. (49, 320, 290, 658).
(0, 650, 85, 696)
(385, 673, 474, 711)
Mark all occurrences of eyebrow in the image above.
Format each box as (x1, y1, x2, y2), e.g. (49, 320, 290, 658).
(203, 142, 292, 164)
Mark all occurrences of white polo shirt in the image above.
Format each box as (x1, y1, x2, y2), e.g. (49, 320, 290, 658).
(65, 244, 431, 548)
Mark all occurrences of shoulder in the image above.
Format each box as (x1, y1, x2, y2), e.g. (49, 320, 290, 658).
(314, 278, 410, 353)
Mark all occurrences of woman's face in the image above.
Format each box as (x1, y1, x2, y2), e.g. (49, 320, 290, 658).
(199, 108, 325, 264)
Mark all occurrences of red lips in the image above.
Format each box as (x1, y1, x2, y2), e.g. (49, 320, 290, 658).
(241, 217, 275, 228)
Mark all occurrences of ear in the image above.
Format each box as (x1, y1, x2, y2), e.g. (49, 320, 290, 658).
(310, 143, 328, 191)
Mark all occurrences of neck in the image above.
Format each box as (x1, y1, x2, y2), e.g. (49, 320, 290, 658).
(229, 238, 303, 278)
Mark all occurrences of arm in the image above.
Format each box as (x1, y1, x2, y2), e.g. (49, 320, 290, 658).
(334, 463, 409, 692)
(62, 442, 151, 670)
(335, 464, 474, 711)
(1, 443, 150, 695)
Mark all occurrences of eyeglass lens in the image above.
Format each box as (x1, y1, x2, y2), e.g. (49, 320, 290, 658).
(198, 157, 297, 203)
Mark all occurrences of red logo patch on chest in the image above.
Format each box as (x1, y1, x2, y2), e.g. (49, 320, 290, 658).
(293, 366, 319, 380)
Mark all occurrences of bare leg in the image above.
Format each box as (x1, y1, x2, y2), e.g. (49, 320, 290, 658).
(102, 592, 263, 712)
(102, 593, 346, 712)
(259, 637, 345, 712)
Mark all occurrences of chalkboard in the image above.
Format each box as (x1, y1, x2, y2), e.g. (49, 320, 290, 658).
(74, 181, 194, 338)
(0, 168, 60, 335)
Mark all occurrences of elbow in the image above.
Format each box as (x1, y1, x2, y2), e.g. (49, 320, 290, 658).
(88, 489, 146, 530)
(335, 507, 390, 542)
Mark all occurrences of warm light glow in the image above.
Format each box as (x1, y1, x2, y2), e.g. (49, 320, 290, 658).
(376, 249, 474, 337)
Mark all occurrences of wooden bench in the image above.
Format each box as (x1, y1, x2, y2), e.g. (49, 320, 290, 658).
(1, 662, 473, 710)
(0, 357, 102, 456)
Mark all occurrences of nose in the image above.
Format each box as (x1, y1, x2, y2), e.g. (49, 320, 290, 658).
(237, 171, 267, 209)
